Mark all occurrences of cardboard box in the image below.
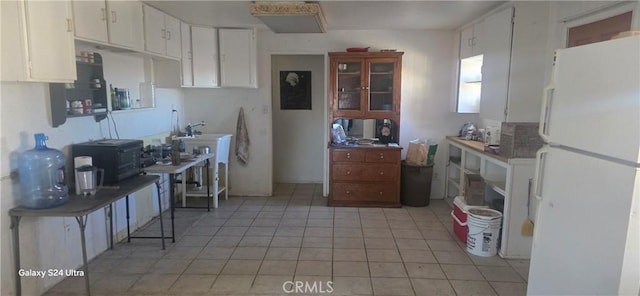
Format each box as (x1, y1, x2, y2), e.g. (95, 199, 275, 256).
(500, 122, 543, 159)
(464, 172, 485, 206)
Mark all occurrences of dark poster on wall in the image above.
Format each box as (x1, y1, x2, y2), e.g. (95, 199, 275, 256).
(280, 71, 311, 110)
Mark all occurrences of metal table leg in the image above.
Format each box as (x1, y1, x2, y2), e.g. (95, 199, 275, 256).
(155, 181, 165, 249)
(108, 204, 114, 249)
(206, 159, 211, 211)
(126, 195, 131, 242)
(169, 173, 176, 242)
(74, 216, 91, 296)
(11, 216, 22, 296)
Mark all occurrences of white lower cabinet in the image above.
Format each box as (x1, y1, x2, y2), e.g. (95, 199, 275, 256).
(445, 137, 535, 259)
(219, 28, 257, 88)
(1, 0, 76, 82)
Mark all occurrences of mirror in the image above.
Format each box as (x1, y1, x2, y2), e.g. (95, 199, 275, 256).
(332, 119, 398, 144)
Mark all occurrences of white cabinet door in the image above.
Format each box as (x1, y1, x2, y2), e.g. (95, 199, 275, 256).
(106, 0, 143, 50)
(191, 26, 218, 87)
(479, 6, 514, 122)
(219, 28, 257, 88)
(72, 0, 107, 43)
(459, 26, 474, 59)
(180, 22, 193, 86)
(25, 0, 76, 82)
(164, 14, 181, 58)
(143, 4, 165, 55)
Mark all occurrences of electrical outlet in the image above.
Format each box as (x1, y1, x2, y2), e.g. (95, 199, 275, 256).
(262, 104, 269, 115)
(433, 172, 439, 180)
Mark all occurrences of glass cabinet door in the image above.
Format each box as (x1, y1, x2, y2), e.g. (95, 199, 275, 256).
(336, 62, 362, 111)
(368, 61, 394, 111)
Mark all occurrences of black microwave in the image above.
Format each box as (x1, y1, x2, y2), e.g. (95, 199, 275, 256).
(72, 139, 143, 185)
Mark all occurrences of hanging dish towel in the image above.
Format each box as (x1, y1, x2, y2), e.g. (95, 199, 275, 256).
(235, 107, 250, 164)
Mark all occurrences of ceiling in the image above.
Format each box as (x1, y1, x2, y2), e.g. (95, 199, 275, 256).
(146, 1, 505, 31)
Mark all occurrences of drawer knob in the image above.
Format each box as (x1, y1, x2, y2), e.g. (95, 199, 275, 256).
(346, 153, 351, 159)
(379, 153, 384, 159)
(346, 190, 351, 195)
(379, 191, 383, 195)
(346, 171, 351, 175)
(379, 171, 384, 175)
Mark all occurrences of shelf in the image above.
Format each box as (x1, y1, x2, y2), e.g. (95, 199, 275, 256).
(338, 71, 361, 75)
(370, 91, 392, 94)
(462, 80, 482, 83)
(464, 168, 480, 175)
(449, 161, 461, 169)
(486, 181, 506, 196)
(370, 71, 393, 75)
(185, 185, 226, 197)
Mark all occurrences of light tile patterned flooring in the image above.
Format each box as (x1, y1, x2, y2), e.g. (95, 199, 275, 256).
(45, 183, 529, 296)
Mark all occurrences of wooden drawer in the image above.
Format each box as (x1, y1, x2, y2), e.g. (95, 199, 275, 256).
(332, 164, 398, 181)
(365, 150, 400, 163)
(332, 149, 365, 162)
(331, 182, 398, 202)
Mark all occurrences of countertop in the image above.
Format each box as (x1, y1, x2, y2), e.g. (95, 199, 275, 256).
(328, 143, 403, 149)
(446, 136, 508, 163)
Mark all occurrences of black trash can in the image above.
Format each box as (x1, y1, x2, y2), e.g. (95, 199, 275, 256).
(400, 161, 434, 206)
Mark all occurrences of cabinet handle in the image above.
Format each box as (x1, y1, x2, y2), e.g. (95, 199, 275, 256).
(161, 29, 166, 39)
(468, 38, 472, 47)
(66, 18, 72, 32)
(111, 11, 117, 23)
(539, 85, 555, 142)
(346, 152, 351, 159)
(379, 153, 384, 159)
(346, 171, 351, 175)
(167, 30, 171, 40)
(379, 191, 383, 195)
(346, 190, 351, 195)
(471, 36, 476, 46)
(100, 8, 106, 21)
(534, 147, 548, 202)
(379, 171, 384, 175)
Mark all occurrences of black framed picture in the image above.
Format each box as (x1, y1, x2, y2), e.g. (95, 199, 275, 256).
(280, 71, 311, 110)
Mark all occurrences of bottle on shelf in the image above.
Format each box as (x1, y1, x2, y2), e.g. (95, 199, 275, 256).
(110, 84, 119, 111)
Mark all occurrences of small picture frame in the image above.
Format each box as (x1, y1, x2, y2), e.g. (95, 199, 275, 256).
(280, 71, 311, 110)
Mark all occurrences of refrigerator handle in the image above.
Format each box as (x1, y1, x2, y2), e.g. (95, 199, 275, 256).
(539, 85, 555, 142)
(533, 147, 548, 201)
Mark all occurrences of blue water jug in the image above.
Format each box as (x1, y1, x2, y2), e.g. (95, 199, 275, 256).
(18, 133, 69, 208)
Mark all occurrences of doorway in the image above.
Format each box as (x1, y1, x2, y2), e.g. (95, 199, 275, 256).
(271, 55, 325, 183)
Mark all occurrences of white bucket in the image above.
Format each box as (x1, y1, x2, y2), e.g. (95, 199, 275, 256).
(466, 208, 502, 257)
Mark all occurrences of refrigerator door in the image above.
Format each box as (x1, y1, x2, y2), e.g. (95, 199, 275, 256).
(539, 36, 640, 163)
(529, 146, 639, 295)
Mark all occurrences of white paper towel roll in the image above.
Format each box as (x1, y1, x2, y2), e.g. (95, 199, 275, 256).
(74, 156, 92, 168)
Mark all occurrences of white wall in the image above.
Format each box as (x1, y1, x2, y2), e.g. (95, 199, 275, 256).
(271, 55, 325, 183)
(0, 49, 183, 295)
(183, 29, 478, 199)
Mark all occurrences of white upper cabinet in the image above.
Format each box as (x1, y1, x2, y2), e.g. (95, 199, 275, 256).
(143, 4, 181, 59)
(459, 21, 484, 59)
(72, 0, 108, 43)
(72, 0, 143, 50)
(1, 0, 76, 82)
(191, 26, 219, 88)
(479, 6, 514, 122)
(106, 1, 143, 50)
(180, 22, 193, 87)
(164, 15, 181, 59)
(219, 28, 257, 88)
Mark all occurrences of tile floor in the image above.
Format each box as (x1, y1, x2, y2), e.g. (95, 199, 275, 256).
(45, 183, 529, 296)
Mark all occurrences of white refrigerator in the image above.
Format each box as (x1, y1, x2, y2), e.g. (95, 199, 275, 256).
(528, 36, 640, 295)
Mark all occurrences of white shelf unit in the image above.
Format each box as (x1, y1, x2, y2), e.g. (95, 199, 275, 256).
(178, 134, 232, 209)
(445, 138, 536, 259)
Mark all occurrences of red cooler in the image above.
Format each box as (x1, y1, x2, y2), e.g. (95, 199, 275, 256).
(451, 196, 488, 243)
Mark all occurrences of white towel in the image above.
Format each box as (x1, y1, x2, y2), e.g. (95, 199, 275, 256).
(235, 107, 250, 164)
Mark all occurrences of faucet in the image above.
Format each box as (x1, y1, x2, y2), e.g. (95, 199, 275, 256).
(185, 121, 205, 137)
